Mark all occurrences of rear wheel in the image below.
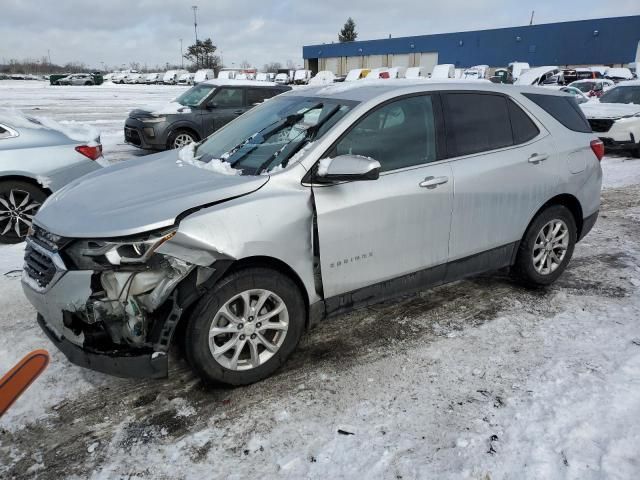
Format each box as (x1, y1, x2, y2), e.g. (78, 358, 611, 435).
(185, 268, 305, 386)
(0, 181, 48, 244)
(168, 129, 198, 150)
(512, 205, 577, 287)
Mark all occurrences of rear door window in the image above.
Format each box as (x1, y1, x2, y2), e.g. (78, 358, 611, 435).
(442, 93, 513, 157)
(210, 88, 244, 108)
(522, 93, 591, 133)
(247, 88, 276, 106)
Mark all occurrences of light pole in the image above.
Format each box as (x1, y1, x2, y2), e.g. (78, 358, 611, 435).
(180, 38, 184, 69)
(192, 5, 199, 68)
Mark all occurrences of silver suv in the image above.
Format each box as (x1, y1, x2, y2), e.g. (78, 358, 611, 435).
(22, 82, 603, 385)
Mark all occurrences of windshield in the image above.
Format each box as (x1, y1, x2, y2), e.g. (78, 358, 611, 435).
(175, 84, 216, 107)
(195, 96, 353, 175)
(600, 86, 640, 105)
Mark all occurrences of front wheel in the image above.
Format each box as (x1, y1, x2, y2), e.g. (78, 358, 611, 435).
(185, 268, 306, 386)
(168, 130, 197, 150)
(0, 181, 48, 244)
(512, 205, 577, 287)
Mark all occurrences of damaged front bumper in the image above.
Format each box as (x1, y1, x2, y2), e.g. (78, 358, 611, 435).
(36, 313, 168, 378)
(21, 232, 199, 379)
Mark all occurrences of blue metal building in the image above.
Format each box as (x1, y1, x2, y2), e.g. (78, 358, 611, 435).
(302, 15, 640, 75)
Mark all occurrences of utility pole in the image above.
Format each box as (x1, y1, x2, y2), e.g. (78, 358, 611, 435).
(192, 6, 199, 43)
(47, 49, 51, 66)
(180, 38, 184, 69)
(192, 5, 199, 68)
(529, 10, 535, 26)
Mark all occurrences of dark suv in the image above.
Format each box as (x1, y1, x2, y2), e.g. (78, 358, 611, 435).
(124, 80, 291, 150)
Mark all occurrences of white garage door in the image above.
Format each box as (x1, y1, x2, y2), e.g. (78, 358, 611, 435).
(390, 54, 410, 68)
(366, 55, 384, 68)
(347, 56, 363, 71)
(419, 52, 439, 75)
(324, 57, 339, 75)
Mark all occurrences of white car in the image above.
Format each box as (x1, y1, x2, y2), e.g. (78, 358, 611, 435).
(431, 64, 455, 80)
(274, 73, 289, 84)
(163, 70, 188, 85)
(293, 69, 312, 84)
(463, 65, 489, 80)
(580, 80, 640, 158)
(145, 73, 161, 84)
(604, 67, 634, 83)
(194, 69, 215, 84)
(405, 67, 424, 79)
(308, 71, 335, 85)
(125, 73, 143, 84)
(515, 66, 560, 86)
(508, 62, 530, 81)
(178, 73, 194, 85)
(569, 79, 615, 98)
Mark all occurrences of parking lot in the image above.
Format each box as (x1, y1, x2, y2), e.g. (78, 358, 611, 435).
(1, 79, 640, 478)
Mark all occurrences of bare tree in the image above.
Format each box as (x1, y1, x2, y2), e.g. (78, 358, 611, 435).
(262, 62, 282, 73)
(240, 60, 251, 69)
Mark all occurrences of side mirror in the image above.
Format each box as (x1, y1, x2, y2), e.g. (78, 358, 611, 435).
(206, 103, 218, 110)
(315, 155, 381, 183)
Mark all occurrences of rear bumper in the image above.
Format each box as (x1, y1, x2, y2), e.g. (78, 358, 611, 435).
(37, 314, 167, 379)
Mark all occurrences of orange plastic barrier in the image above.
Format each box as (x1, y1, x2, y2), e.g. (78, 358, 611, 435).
(0, 350, 50, 417)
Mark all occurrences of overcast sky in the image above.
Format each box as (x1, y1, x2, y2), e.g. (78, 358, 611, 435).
(1, 0, 638, 70)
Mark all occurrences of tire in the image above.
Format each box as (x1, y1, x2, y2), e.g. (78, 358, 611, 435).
(185, 267, 306, 386)
(84, 81, 93, 86)
(167, 129, 198, 150)
(0, 181, 48, 244)
(512, 205, 577, 287)
(632, 146, 640, 159)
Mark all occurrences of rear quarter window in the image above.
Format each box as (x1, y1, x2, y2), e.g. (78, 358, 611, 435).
(522, 93, 591, 133)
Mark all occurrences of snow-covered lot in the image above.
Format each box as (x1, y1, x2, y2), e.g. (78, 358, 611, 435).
(1, 80, 640, 479)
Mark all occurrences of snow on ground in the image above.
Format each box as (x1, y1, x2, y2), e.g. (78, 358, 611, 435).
(1, 79, 640, 478)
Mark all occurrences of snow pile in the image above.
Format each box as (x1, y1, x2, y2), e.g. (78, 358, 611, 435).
(0, 108, 100, 143)
(316, 157, 332, 176)
(176, 142, 240, 176)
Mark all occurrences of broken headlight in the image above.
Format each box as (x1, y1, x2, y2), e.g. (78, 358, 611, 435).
(67, 229, 177, 268)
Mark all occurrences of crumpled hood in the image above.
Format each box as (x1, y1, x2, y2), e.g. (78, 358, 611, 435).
(35, 151, 268, 238)
(580, 102, 640, 119)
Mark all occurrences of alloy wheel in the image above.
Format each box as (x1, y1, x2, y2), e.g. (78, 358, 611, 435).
(208, 289, 289, 371)
(532, 219, 569, 275)
(0, 189, 41, 238)
(173, 133, 195, 149)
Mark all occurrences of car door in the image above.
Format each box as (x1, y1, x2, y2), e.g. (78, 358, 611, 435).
(312, 94, 453, 299)
(442, 91, 560, 263)
(200, 87, 247, 137)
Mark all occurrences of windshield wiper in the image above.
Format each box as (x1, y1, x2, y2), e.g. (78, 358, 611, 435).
(215, 103, 323, 166)
(254, 104, 342, 175)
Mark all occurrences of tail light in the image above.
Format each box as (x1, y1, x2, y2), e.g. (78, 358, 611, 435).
(590, 139, 605, 161)
(75, 144, 103, 161)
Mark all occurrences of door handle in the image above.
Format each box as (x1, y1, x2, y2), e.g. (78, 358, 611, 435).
(233, 110, 244, 115)
(528, 153, 549, 164)
(419, 176, 449, 189)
